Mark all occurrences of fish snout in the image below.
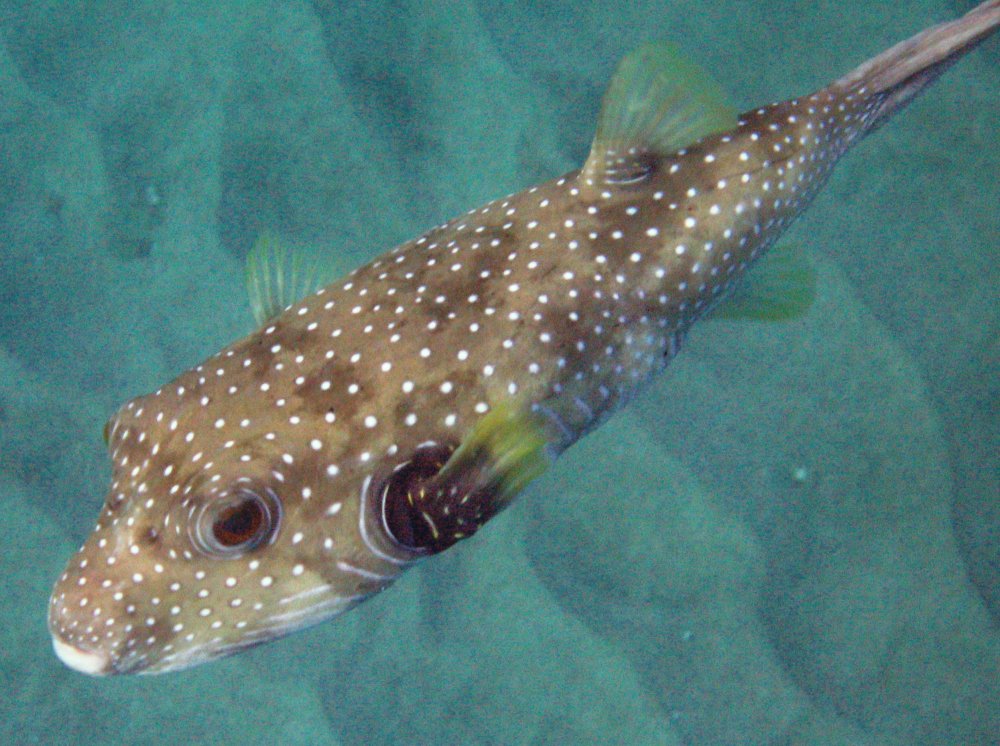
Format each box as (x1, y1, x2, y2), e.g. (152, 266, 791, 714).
(48, 567, 135, 675)
(50, 635, 114, 676)
(48, 583, 119, 675)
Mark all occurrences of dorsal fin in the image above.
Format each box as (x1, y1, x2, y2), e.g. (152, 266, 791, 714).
(245, 232, 322, 327)
(582, 43, 738, 185)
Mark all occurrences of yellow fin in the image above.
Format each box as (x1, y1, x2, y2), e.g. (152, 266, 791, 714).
(382, 400, 551, 554)
(245, 232, 321, 327)
(583, 42, 738, 184)
(713, 243, 817, 322)
(439, 399, 550, 505)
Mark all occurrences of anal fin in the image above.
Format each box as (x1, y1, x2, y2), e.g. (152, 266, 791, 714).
(712, 242, 817, 322)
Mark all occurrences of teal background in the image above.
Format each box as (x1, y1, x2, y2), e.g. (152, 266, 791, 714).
(1, 1, 997, 744)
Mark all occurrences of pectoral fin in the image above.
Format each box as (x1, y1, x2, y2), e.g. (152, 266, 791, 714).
(380, 401, 550, 554)
(245, 232, 323, 326)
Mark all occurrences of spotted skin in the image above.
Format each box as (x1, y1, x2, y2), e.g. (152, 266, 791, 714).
(49, 4, 1000, 674)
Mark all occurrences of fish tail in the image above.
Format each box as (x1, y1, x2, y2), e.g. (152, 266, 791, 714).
(833, 0, 1000, 136)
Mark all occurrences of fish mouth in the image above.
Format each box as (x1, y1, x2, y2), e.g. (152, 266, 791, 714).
(51, 633, 166, 676)
(51, 636, 116, 676)
(51, 630, 211, 676)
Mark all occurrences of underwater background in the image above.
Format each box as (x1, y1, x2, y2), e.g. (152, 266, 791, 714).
(1, 1, 997, 744)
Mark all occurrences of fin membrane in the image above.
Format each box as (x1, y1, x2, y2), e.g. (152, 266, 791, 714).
(584, 42, 738, 184)
(380, 401, 550, 554)
(438, 399, 550, 500)
(245, 232, 322, 326)
(713, 242, 817, 322)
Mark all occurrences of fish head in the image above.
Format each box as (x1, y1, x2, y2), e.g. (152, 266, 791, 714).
(48, 210, 554, 676)
(47, 331, 424, 675)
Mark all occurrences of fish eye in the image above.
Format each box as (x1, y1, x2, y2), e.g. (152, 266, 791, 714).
(193, 487, 281, 557)
(213, 499, 265, 546)
(379, 443, 454, 551)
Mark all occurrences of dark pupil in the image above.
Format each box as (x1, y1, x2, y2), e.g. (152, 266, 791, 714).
(212, 499, 264, 547)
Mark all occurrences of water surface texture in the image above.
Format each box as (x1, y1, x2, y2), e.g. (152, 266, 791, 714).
(1, 1, 997, 744)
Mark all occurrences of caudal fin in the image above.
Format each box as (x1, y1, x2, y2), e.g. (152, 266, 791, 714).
(834, 1, 1000, 135)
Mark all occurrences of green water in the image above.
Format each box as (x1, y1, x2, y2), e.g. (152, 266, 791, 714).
(1, 1, 997, 744)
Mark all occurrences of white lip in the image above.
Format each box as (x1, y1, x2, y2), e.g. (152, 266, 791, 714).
(52, 636, 112, 676)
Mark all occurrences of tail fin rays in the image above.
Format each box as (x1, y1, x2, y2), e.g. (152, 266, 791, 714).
(835, 1, 1000, 134)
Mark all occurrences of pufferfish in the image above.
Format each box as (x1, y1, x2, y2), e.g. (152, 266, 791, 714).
(49, 3, 1000, 674)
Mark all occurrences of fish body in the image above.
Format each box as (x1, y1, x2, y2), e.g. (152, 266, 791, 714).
(49, 3, 1000, 674)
